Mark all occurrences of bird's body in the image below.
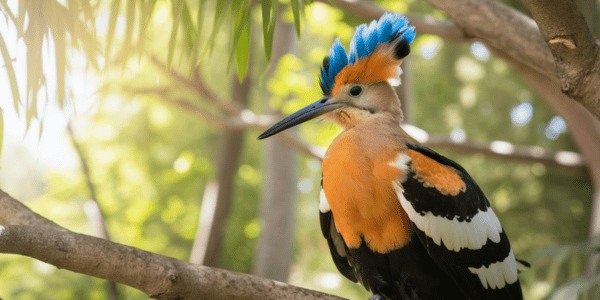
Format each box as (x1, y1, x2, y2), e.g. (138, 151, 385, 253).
(259, 13, 524, 300)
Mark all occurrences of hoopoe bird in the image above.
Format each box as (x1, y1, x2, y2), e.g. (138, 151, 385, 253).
(259, 13, 524, 299)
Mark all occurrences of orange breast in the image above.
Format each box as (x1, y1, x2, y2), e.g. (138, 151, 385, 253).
(322, 130, 411, 254)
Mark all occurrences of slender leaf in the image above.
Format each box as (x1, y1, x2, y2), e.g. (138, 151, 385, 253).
(54, 28, 66, 107)
(119, 0, 136, 63)
(261, 0, 271, 56)
(24, 0, 44, 128)
(226, 0, 249, 77)
(0, 33, 21, 114)
(0, 1, 18, 29)
(235, 12, 250, 81)
(290, 0, 301, 37)
(62, 0, 99, 70)
(205, 0, 231, 56)
(137, 0, 158, 60)
(16, 0, 25, 34)
(105, 0, 121, 63)
(261, 0, 277, 59)
(168, 0, 185, 65)
(180, 1, 196, 54)
(195, 0, 207, 42)
(189, 0, 206, 68)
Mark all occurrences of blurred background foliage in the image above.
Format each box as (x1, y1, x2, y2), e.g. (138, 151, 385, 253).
(0, 0, 598, 299)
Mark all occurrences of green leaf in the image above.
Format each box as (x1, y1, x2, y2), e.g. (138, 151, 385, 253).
(180, 1, 196, 54)
(168, 0, 185, 65)
(226, 0, 250, 78)
(205, 0, 231, 56)
(290, 0, 301, 37)
(0, 34, 21, 114)
(189, 0, 207, 69)
(137, 0, 158, 59)
(235, 13, 251, 81)
(105, 0, 121, 63)
(261, 0, 277, 59)
(195, 0, 207, 41)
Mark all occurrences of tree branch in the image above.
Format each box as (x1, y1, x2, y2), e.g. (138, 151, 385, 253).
(316, 0, 468, 42)
(0, 190, 342, 300)
(147, 55, 241, 114)
(425, 0, 600, 119)
(67, 123, 119, 300)
(67, 124, 112, 241)
(401, 124, 586, 172)
(425, 0, 554, 78)
(521, 0, 600, 119)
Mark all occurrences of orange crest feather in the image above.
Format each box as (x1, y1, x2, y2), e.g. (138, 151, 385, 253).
(331, 45, 401, 97)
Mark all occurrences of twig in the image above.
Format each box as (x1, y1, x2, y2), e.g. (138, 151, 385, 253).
(148, 55, 241, 114)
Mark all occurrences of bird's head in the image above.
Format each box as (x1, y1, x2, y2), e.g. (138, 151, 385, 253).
(258, 13, 415, 139)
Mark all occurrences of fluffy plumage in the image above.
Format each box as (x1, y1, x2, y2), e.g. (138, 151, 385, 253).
(320, 13, 415, 96)
(259, 12, 525, 300)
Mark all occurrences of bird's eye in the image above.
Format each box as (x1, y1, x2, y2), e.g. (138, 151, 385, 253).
(349, 85, 362, 96)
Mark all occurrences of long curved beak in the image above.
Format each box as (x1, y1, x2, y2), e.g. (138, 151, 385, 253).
(258, 97, 342, 139)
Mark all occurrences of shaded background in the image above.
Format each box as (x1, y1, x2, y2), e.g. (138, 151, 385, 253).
(0, 0, 598, 299)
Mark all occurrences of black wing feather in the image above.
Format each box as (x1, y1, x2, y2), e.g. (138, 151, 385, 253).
(403, 143, 523, 299)
(319, 209, 357, 282)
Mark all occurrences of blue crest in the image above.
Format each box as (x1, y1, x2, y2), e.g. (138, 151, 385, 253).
(319, 13, 415, 95)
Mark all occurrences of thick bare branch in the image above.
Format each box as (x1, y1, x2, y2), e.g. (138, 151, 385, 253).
(0, 190, 60, 227)
(425, 0, 554, 78)
(521, 0, 600, 119)
(425, 0, 600, 119)
(315, 0, 467, 42)
(0, 190, 342, 300)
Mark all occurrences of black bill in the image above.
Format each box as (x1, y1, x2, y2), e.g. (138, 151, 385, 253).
(258, 97, 342, 139)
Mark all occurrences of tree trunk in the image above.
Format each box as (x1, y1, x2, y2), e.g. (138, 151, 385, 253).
(254, 10, 298, 281)
(190, 75, 251, 266)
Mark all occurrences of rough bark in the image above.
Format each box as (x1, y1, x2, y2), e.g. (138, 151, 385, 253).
(521, 0, 600, 120)
(315, 0, 467, 42)
(254, 10, 299, 281)
(425, 0, 600, 119)
(0, 190, 342, 300)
